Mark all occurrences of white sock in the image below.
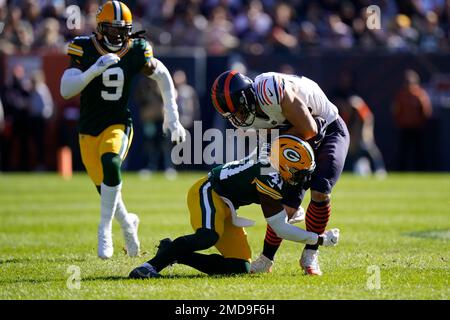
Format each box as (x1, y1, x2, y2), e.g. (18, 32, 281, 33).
(100, 183, 121, 230)
(115, 194, 132, 229)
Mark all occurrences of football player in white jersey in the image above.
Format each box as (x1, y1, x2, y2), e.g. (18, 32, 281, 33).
(211, 70, 349, 275)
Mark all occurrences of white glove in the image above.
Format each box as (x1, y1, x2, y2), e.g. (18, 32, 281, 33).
(163, 118, 186, 144)
(92, 53, 120, 77)
(60, 53, 120, 99)
(288, 206, 305, 225)
(321, 228, 340, 247)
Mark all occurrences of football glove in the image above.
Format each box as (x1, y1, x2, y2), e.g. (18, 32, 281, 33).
(320, 228, 340, 247)
(60, 53, 120, 99)
(92, 53, 120, 77)
(163, 118, 186, 144)
(307, 116, 327, 149)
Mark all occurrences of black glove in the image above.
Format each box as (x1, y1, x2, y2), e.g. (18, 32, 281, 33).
(307, 116, 327, 149)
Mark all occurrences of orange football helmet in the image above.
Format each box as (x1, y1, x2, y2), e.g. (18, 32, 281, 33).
(270, 135, 316, 185)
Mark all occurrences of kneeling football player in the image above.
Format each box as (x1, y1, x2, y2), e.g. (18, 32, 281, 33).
(129, 135, 339, 278)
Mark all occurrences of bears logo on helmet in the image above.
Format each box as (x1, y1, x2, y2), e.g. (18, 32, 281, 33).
(96, 1, 133, 49)
(270, 135, 316, 186)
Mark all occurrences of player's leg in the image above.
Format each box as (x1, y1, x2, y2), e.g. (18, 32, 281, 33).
(176, 183, 251, 275)
(79, 132, 116, 259)
(178, 253, 249, 275)
(129, 177, 226, 278)
(178, 214, 252, 276)
(301, 116, 349, 275)
(176, 206, 251, 276)
(98, 124, 139, 258)
(209, 212, 252, 275)
(104, 125, 140, 257)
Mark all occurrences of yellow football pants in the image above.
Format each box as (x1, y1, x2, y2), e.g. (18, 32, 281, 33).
(79, 124, 133, 186)
(187, 177, 252, 261)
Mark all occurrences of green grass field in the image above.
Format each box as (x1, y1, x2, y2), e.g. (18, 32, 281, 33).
(0, 172, 449, 300)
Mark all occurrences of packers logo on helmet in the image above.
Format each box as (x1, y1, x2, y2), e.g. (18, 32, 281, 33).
(96, 1, 133, 49)
(270, 135, 316, 185)
(283, 148, 301, 162)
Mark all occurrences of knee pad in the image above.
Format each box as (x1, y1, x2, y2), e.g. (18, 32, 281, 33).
(101, 153, 122, 186)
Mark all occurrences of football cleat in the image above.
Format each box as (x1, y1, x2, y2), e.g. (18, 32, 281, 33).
(98, 225, 114, 259)
(300, 248, 322, 276)
(129, 263, 161, 279)
(250, 254, 274, 273)
(123, 213, 140, 257)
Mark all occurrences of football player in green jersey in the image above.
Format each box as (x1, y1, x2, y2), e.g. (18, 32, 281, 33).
(60, 1, 186, 259)
(129, 135, 340, 278)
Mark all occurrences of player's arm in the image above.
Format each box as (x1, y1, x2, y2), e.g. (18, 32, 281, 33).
(280, 82, 328, 150)
(60, 46, 120, 100)
(279, 81, 318, 140)
(259, 191, 339, 246)
(141, 58, 186, 143)
(260, 193, 321, 245)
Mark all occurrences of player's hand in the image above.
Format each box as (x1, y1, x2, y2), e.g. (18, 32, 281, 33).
(307, 116, 327, 149)
(163, 119, 186, 144)
(93, 53, 120, 75)
(320, 228, 340, 247)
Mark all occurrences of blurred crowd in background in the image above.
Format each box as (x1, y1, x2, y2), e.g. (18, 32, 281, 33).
(0, 0, 449, 55)
(0, 0, 447, 175)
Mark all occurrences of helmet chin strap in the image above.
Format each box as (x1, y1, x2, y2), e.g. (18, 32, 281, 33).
(103, 35, 122, 52)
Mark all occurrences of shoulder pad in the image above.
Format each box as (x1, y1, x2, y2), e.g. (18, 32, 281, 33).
(73, 35, 91, 41)
(254, 73, 285, 107)
(254, 173, 283, 200)
(67, 36, 90, 57)
(67, 35, 93, 57)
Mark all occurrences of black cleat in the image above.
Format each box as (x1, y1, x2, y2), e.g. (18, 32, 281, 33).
(129, 264, 161, 279)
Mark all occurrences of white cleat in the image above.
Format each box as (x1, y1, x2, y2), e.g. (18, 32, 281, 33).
(123, 213, 140, 257)
(300, 249, 322, 276)
(250, 254, 274, 273)
(98, 225, 114, 259)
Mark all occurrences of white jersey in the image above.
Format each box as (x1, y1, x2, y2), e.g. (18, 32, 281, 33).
(248, 72, 339, 129)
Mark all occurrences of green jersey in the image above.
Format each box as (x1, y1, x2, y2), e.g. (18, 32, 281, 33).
(209, 150, 286, 209)
(67, 35, 153, 135)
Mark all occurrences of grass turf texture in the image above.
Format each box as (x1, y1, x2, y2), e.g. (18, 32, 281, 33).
(0, 172, 449, 300)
